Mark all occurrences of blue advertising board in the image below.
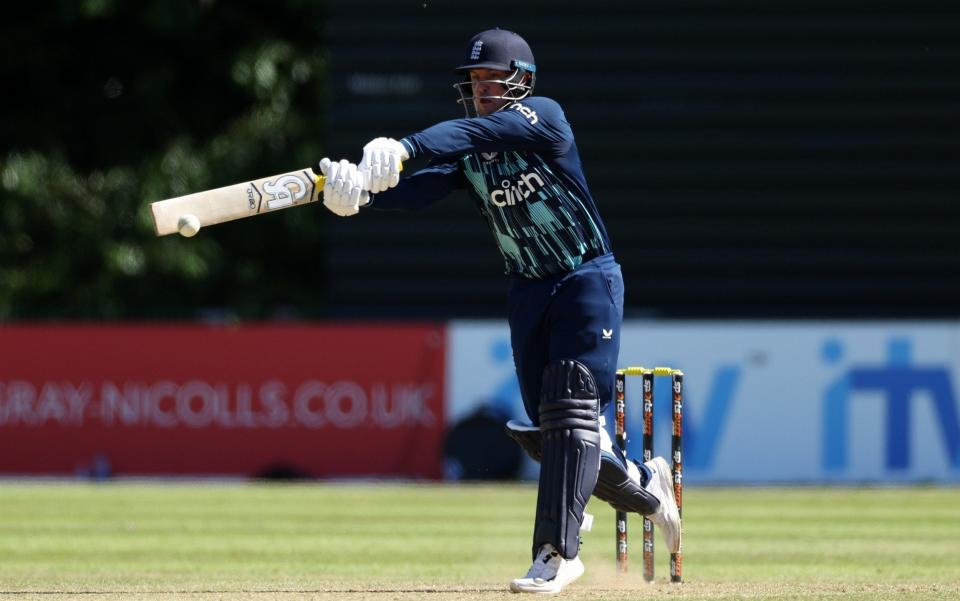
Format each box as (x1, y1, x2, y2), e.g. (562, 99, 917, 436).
(448, 321, 960, 483)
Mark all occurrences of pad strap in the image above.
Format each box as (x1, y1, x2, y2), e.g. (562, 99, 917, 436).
(505, 423, 660, 515)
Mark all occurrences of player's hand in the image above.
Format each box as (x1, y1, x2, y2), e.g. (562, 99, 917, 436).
(318, 158, 370, 217)
(359, 137, 409, 194)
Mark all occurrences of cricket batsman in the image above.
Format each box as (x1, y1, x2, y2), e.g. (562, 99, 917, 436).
(319, 28, 680, 594)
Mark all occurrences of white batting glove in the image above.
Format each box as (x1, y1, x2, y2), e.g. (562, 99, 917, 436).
(318, 158, 369, 217)
(359, 137, 409, 194)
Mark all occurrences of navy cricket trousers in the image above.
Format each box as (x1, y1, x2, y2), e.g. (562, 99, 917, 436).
(508, 253, 625, 424)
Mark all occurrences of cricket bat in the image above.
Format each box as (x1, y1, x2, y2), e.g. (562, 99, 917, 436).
(150, 167, 326, 236)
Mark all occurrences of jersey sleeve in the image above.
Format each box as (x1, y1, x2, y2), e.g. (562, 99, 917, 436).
(400, 97, 573, 161)
(365, 158, 464, 211)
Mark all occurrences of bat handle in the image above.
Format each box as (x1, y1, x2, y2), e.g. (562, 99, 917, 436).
(313, 162, 401, 193)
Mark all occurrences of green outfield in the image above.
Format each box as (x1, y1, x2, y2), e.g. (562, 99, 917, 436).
(1, 483, 958, 600)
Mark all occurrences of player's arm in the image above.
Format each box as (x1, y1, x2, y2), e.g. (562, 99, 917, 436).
(359, 99, 571, 193)
(366, 159, 464, 211)
(402, 98, 572, 159)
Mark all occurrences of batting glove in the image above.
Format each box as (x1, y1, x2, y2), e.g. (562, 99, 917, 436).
(359, 137, 409, 194)
(318, 158, 369, 217)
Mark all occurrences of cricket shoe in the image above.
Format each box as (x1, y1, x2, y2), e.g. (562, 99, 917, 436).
(644, 456, 682, 553)
(509, 544, 584, 595)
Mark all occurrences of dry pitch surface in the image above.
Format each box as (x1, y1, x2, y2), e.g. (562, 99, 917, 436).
(1, 483, 958, 600)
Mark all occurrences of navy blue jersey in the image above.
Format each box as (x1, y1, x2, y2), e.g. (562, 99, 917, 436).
(368, 97, 612, 279)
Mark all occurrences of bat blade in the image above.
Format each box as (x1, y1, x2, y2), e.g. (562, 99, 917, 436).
(150, 168, 326, 236)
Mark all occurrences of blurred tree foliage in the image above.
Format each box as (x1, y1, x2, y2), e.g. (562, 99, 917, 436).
(1, 0, 330, 320)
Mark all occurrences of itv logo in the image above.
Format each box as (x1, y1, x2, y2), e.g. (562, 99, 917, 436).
(822, 338, 960, 471)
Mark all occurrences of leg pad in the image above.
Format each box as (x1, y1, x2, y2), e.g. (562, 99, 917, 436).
(532, 360, 601, 560)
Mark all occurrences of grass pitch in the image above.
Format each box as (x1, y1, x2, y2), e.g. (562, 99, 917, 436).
(1, 483, 958, 600)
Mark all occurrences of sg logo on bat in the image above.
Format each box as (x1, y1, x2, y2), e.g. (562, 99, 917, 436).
(261, 174, 311, 211)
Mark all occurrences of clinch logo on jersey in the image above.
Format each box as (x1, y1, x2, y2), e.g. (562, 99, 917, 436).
(490, 171, 546, 207)
(509, 102, 539, 124)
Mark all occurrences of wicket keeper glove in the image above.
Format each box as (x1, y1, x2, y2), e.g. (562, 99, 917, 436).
(318, 158, 370, 217)
(359, 137, 409, 194)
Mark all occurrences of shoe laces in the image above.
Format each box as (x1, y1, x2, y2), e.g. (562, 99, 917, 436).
(527, 545, 562, 581)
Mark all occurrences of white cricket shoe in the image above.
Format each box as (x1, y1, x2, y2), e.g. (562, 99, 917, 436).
(509, 544, 584, 595)
(644, 456, 682, 553)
